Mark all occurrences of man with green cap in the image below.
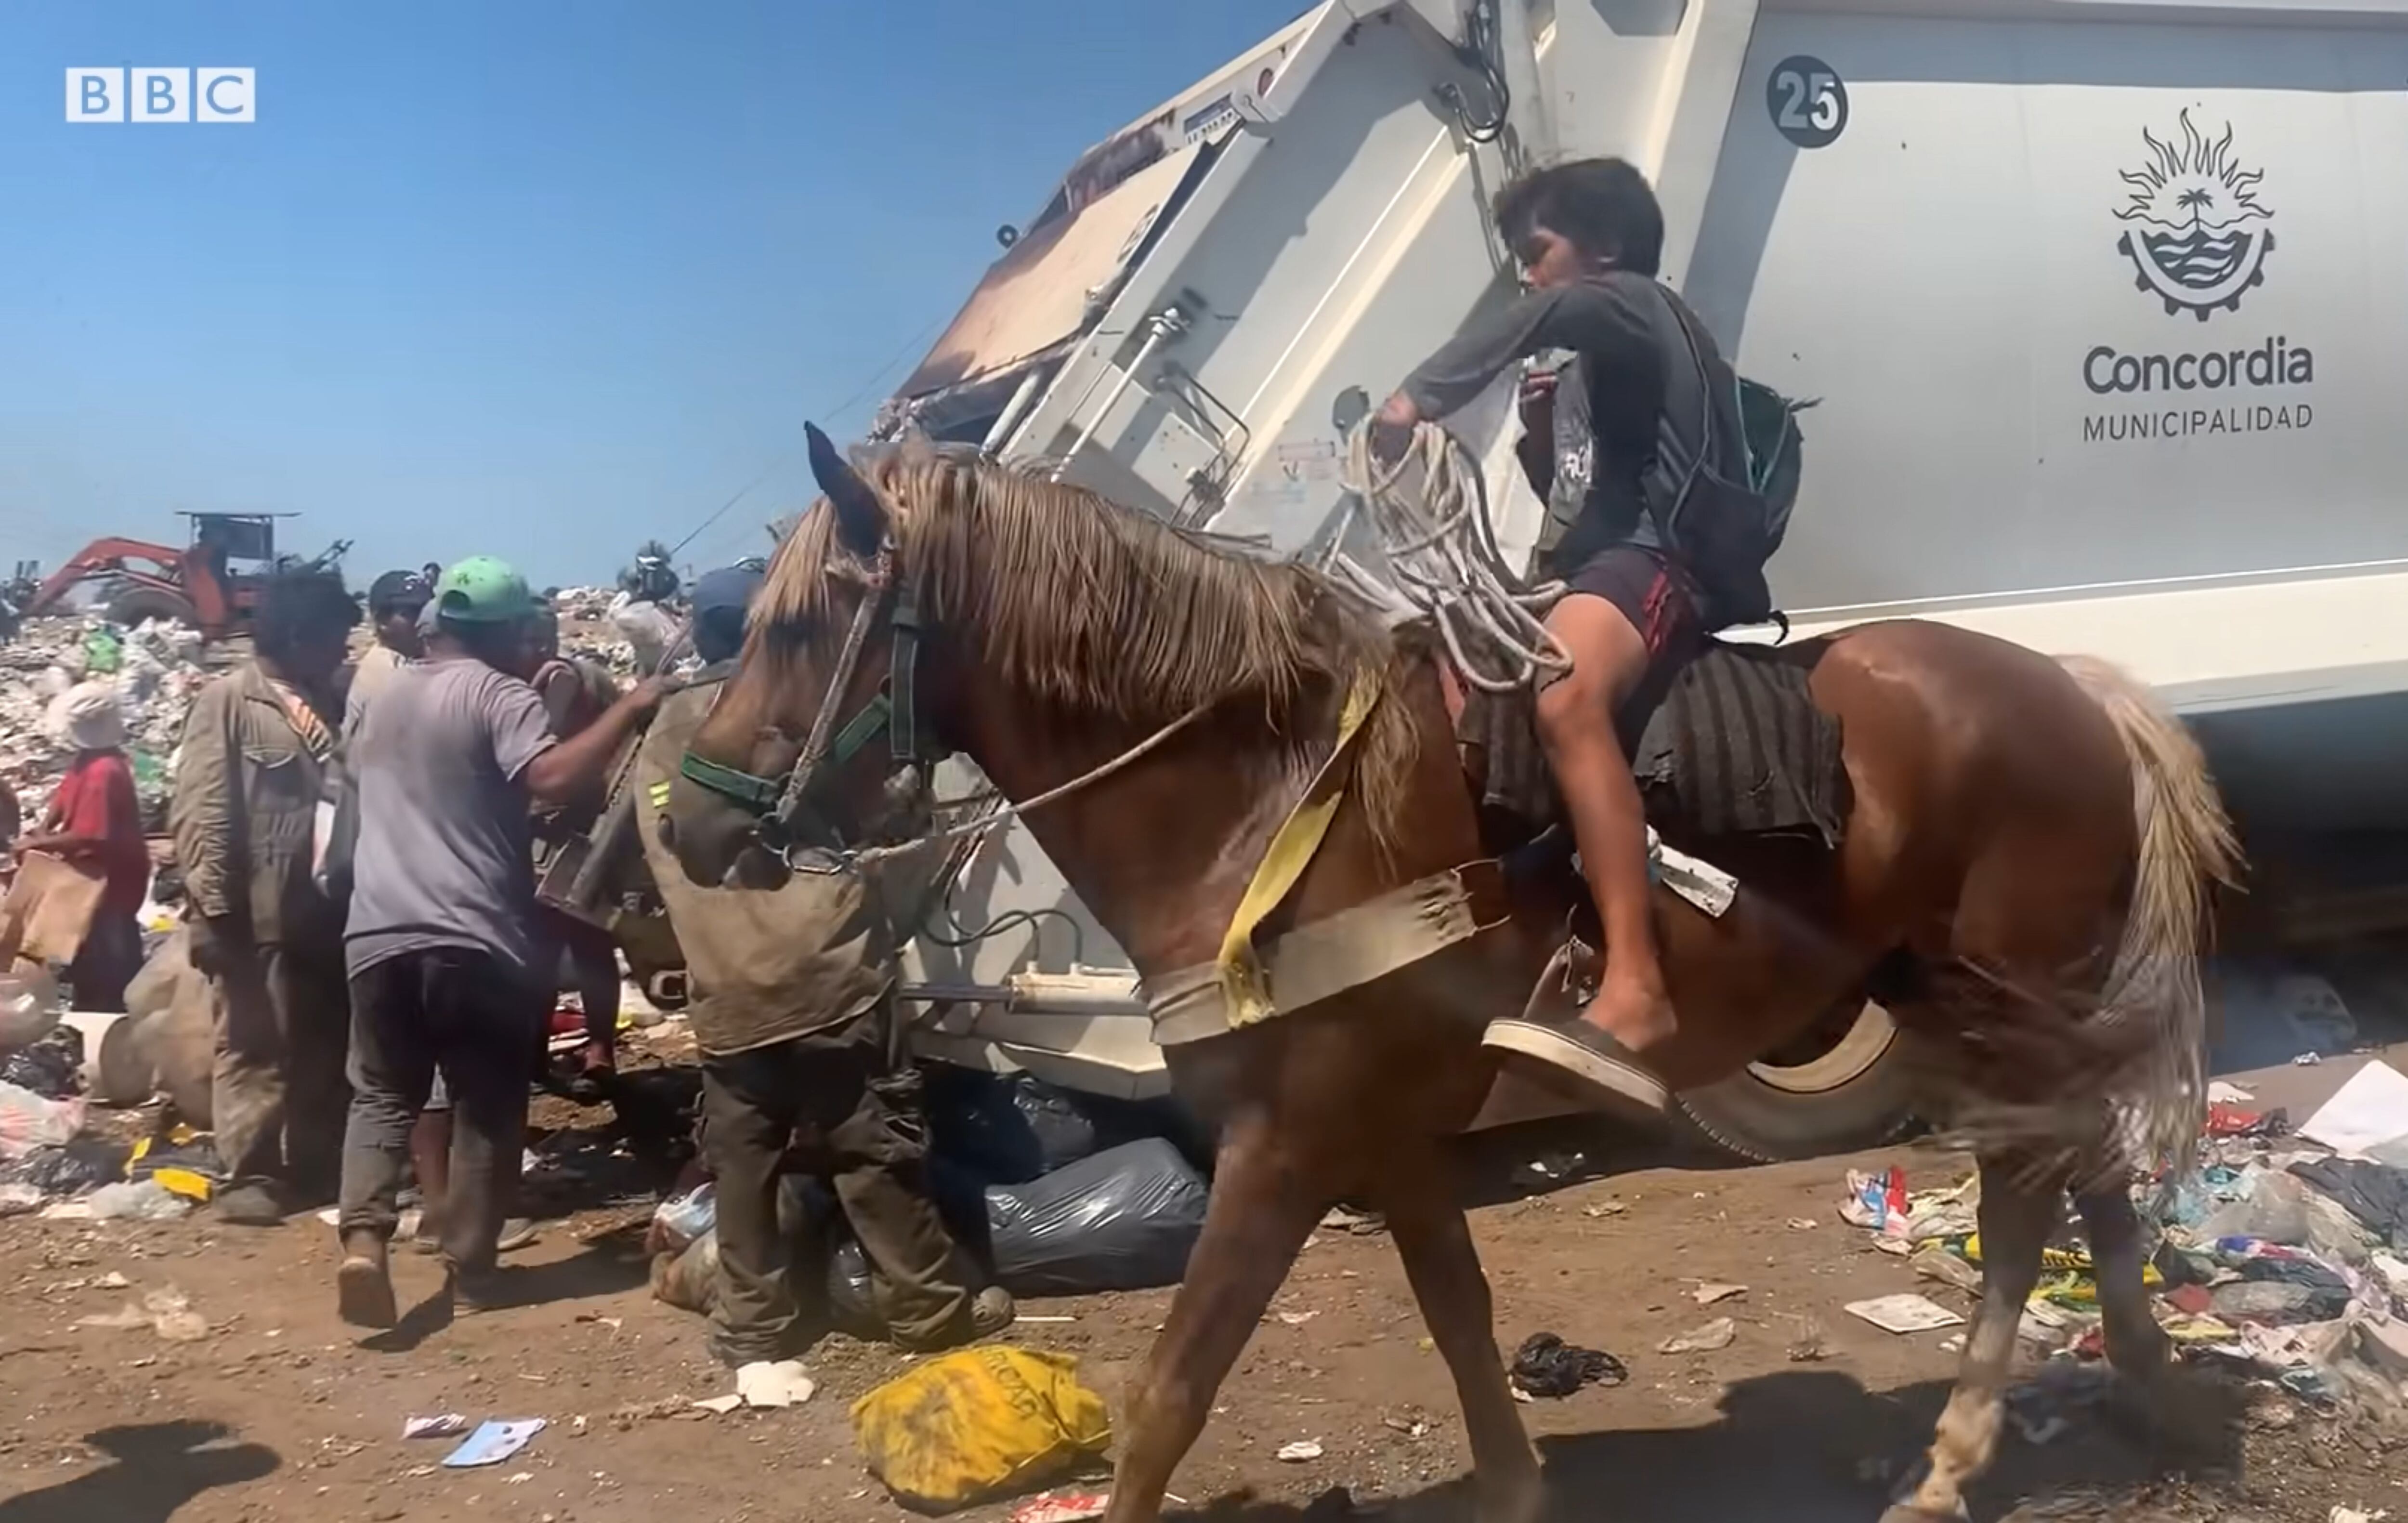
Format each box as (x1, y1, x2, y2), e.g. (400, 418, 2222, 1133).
(334, 556, 666, 1328)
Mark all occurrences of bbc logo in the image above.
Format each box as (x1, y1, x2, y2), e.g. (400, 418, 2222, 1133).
(66, 67, 255, 123)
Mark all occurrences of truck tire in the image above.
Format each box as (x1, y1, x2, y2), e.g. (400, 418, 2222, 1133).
(1675, 999, 1919, 1163)
(106, 586, 197, 630)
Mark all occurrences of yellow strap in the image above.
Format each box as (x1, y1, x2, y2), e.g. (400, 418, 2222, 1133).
(1216, 668, 1384, 1027)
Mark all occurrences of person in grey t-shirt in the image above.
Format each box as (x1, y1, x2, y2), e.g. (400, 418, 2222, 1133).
(334, 554, 665, 1330)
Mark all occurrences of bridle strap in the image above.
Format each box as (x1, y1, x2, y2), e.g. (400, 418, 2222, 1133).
(678, 754, 785, 812)
(888, 578, 925, 767)
(678, 539, 950, 867)
(769, 547, 895, 834)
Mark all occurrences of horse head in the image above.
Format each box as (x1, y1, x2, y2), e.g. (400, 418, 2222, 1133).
(666, 422, 932, 888)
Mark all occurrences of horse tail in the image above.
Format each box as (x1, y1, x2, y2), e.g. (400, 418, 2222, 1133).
(2057, 654, 2240, 1170)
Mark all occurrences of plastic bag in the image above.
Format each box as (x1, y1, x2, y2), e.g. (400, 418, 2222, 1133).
(851, 1346, 1111, 1512)
(3, 1136, 129, 1195)
(608, 595, 681, 674)
(986, 1138, 1208, 1296)
(81, 626, 123, 675)
(652, 1182, 717, 1251)
(86, 1179, 192, 1221)
(1, 1024, 85, 1099)
(2195, 1168, 2313, 1247)
(931, 1071, 1099, 1186)
(650, 1228, 720, 1314)
(0, 968, 61, 1050)
(0, 1079, 86, 1158)
(124, 1132, 222, 1197)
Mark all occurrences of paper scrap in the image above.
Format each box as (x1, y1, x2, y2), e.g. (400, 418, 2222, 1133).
(733, 1359, 816, 1409)
(1659, 1316, 1737, 1354)
(442, 1418, 546, 1469)
(404, 1415, 471, 1440)
(1275, 1440, 1323, 1462)
(1010, 1493, 1113, 1523)
(691, 1394, 745, 1415)
(1691, 1282, 1748, 1306)
(2299, 1061, 2408, 1158)
(1845, 1294, 1967, 1335)
(2206, 1079, 2255, 1104)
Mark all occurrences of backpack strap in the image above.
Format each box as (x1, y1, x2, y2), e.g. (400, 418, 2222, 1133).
(1636, 279, 1721, 552)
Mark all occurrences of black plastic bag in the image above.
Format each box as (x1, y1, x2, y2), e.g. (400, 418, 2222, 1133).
(810, 1140, 1208, 1325)
(3, 1136, 130, 1195)
(929, 1069, 1099, 1185)
(987, 1138, 1209, 1296)
(1, 1025, 85, 1099)
(2290, 1158, 2408, 1245)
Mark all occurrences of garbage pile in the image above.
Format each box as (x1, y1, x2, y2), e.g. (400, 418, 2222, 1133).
(1844, 1062, 2408, 1431)
(0, 616, 209, 825)
(0, 968, 220, 1222)
(650, 1070, 1211, 1331)
(545, 585, 687, 677)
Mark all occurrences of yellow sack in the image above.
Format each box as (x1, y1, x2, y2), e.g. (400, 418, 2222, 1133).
(851, 1346, 1111, 1512)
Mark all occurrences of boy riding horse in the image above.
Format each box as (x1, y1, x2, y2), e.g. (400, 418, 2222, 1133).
(1375, 157, 1740, 1122)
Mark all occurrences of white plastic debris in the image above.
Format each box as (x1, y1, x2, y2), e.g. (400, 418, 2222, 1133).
(1659, 1317, 1738, 1354)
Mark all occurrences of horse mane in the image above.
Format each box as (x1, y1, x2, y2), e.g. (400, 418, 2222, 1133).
(753, 446, 1417, 853)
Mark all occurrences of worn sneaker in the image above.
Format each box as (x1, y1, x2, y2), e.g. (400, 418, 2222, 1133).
(214, 1183, 286, 1228)
(968, 1286, 1017, 1339)
(336, 1232, 398, 1330)
(448, 1270, 512, 1316)
(893, 1286, 1018, 1353)
(1480, 944, 1671, 1127)
(415, 1216, 537, 1256)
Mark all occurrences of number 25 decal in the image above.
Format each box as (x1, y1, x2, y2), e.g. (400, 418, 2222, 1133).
(1767, 55, 1847, 149)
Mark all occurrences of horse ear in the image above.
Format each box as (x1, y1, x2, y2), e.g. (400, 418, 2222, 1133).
(806, 421, 885, 556)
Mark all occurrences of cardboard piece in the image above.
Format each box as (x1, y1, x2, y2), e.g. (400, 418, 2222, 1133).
(0, 852, 106, 967)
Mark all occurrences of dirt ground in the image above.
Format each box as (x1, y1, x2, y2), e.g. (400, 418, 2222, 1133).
(1, 1117, 2401, 1523)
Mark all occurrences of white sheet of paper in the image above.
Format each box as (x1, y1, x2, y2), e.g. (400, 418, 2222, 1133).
(1845, 1294, 1966, 1334)
(2299, 1060, 2408, 1157)
(442, 1419, 545, 1469)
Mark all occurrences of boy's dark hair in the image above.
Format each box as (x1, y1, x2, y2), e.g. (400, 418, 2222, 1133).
(255, 571, 361, 661)
(1493, 158, 1664, 277)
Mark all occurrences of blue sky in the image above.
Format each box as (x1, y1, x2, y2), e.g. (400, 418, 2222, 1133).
(0, 0, 1307, 585)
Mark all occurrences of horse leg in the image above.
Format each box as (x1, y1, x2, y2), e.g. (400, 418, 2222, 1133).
(2074, 1177, 2236, 1452)
(1375, 1147, 1544, 1523)
(2074, 1183, 2171, 1381)
(1885, 1153, 2061, 1523)
(1103, 1110, 1323, 1523)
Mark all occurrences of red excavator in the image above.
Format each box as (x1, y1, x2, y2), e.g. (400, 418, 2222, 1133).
(4, 513, 351, 642)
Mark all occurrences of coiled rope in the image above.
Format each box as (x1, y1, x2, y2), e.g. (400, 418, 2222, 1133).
(1336, 418, 1569, 694)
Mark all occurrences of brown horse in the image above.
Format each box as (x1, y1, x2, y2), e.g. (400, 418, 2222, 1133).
(666, 430, 2236, 1523)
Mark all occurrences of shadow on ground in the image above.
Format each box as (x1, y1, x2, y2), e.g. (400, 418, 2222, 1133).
(0, 1420, 278, 1523)
(1175, 1368, 2246, 1523)
(360, 1234, 654, 1354)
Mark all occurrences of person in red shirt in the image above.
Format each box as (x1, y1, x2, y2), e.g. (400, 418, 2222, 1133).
(21, 682, 151, 1011)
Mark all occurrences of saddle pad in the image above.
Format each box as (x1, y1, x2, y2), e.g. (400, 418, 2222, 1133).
(1456, 639, 1847, 848)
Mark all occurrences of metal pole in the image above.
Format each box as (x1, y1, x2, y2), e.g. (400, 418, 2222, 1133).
(1049, 307, 1189, 481)
(980, 365, 1051, 456)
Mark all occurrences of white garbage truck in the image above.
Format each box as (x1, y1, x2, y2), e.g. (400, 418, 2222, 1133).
(882, 0, 2408, 1158)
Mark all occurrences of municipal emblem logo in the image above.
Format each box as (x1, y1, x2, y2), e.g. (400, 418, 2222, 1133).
(2114, 111, 2273, 321)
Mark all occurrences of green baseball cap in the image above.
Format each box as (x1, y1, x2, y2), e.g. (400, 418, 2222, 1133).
(433, 555, 536, 624)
